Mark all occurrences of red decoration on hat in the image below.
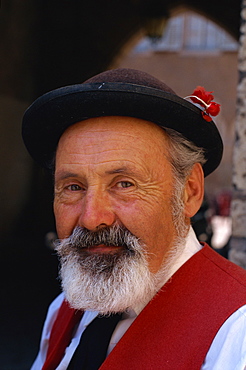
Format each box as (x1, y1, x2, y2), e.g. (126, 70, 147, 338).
(185, 86, 220, 122)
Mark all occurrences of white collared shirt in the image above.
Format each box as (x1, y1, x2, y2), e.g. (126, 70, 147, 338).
(31, 228, 246, 369)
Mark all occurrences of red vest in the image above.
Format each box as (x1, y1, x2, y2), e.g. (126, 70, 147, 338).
(43, 245, 246, 369)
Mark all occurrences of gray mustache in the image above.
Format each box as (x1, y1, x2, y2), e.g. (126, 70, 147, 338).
(55, 225, 139, 251)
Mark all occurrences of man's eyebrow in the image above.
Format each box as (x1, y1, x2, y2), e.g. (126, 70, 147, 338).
(55, 171, 79, 181)
(105, 167, 134, 175)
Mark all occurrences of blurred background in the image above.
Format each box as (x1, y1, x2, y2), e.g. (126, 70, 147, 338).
(1, 1, 245, 368)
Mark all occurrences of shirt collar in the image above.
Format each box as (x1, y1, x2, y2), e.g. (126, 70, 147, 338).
(167, 226, 202, 280)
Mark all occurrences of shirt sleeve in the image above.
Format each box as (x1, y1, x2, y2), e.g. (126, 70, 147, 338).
(202, 305, 246, 370)
(31, 293, 65, 370)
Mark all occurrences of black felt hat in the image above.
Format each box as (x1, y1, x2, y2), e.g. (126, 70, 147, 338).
(22, 68, 223, 176)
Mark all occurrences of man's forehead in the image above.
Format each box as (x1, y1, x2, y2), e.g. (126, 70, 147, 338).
(55, 117, 170, 176)
(59, 115, 168, 143)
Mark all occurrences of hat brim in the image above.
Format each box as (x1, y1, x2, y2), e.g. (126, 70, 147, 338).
(22, 82, 223, 176)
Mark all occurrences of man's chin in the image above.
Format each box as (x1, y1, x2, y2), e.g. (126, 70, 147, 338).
(86, 244, 125, 255)
(59, 253, 159, 315)
(66, 296, 129, 315)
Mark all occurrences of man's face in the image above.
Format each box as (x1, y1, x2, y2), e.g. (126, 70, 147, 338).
(54, 116, 180, 274)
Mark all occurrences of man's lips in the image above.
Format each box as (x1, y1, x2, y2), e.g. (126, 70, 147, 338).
(87, 244, 124, 254)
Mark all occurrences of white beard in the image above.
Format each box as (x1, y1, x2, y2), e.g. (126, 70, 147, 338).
(55, 226, 165, 315)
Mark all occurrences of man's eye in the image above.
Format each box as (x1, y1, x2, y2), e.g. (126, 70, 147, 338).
(67, 184, 82, 191)
(117, 181, 133, 188)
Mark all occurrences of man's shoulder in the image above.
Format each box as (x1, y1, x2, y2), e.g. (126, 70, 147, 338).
(200, 244, 246, 287)
(163, 244, 246, 315)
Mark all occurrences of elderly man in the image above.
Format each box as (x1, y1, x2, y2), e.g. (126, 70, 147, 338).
(22, 68, 246, 370)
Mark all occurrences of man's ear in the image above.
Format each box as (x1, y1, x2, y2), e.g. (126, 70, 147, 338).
(183, 163, 204, 218)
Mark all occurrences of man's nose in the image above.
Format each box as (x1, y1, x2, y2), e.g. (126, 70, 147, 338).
(78, 191, 116, 231)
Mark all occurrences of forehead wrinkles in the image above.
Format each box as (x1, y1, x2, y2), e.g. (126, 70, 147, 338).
(56, 117, 171, 174)
(67, 132, 156, 154)
(56, 148, 169, 180)
(59, 116, 169, 147)
(59, 129, 168, 158)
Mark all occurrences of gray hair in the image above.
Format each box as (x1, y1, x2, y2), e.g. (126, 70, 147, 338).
(161, 127, 206, 234)
(163, 127, 206, 185)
